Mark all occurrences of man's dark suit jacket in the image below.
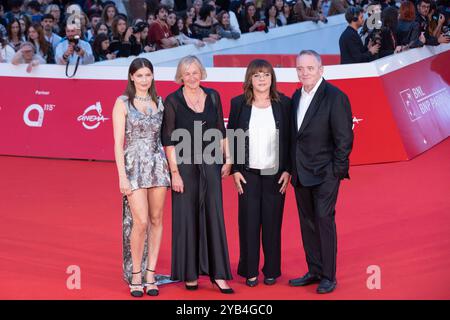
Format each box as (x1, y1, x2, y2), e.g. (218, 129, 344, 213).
(339, 25, 375, 64)
(227, 93, 291, 175)
(290, 79, 354, 187)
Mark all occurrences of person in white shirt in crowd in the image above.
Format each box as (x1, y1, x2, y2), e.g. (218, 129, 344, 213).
(11, 41, 46, 72)
(44, 4, 62, 35)
(264, 4, 282, 29)
(0, 34, 15, 62)
(274, 0, 287, 25)
(321, 0, 331, 17)
(55, 22, 94, 65)
(7, 18, 25, 52)
(41, 14, 61, 52)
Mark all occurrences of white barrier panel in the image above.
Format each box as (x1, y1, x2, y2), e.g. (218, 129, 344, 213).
(95, 14, 347, 67)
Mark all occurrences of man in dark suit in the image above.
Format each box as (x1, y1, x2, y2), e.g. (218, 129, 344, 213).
(289, 50, 354, 294)
(339, 6, 379, 64)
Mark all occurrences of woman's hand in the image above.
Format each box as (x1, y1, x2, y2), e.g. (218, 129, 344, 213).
(278, 171, 290, 194)
(124, 27, 133, 42)
(171, 172, 184, 193)
(221, 164, 231, 178)
(120, 177, 132, 196)
(233, 172, 247, 195)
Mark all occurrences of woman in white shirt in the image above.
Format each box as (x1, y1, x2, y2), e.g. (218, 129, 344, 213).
(228, 59, 291, 288)
(0, 34, 15, 62)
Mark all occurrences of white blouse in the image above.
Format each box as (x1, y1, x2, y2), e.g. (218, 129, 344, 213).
(248, 105, 277, 170)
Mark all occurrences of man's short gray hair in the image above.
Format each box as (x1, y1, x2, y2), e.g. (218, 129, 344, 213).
(298, 50, 322, 66)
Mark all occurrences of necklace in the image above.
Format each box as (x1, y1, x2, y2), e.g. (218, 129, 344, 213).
(183, 87, 203, 112)
(134, 94, 151, 102)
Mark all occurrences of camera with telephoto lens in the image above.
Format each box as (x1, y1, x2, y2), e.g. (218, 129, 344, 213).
(69, 35, 81, 52)
(443, 26, 450, 37)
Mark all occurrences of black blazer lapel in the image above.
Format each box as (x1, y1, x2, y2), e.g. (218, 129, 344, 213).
(292, 89, 301, 134)
(297, 79, 327, 136)
(271, 99, 282, 127)
(240, 100, 252, 129)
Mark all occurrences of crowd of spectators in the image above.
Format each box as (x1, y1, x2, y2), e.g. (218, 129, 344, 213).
(339, 0, 449, 64)
(0, 0, 448, 69)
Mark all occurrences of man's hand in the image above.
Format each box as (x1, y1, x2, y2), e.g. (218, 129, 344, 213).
(76, 47, 85, 57)
(438, 34, 450, 44)
(419, 31, 426, 44)
(65, 44, 74, 57)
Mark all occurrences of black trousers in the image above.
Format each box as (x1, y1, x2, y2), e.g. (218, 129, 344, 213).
(237, 169, 285, 279)
(294, 176, 340, 281)
(171, 163, 232, 282)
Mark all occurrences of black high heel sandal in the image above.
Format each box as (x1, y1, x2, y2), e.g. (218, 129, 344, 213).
(129, 270, 144, 297)
(144, 268, 159, 296)
(210, 278, 234, 294)
(185, 281, 198, 291)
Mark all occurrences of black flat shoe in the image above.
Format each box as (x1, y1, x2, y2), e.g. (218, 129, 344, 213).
(316, 279, 337, 294)
(264, 277, 276, 285)
(289, 272, 321, 287)
(245, 278, 259, 287)
(210, 278, 234, 294)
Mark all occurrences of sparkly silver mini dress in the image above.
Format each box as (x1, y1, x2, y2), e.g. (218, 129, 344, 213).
(119, 95, 170, 284)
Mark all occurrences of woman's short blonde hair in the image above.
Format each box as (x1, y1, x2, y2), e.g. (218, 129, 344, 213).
(174, 55, 207, 84)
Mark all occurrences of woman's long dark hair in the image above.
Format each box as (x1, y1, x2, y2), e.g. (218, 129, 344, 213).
(243, 59, 280, 106)
(111, 15, 127, 40)
(7, 18, 22, 40)
(28, 23, 49, 56)
(382, 6, 398, 32)
(92, 32, 109, 57)
(124, 57, 158, 106)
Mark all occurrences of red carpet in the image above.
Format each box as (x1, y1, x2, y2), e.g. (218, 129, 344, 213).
(0, 138, 449, 300)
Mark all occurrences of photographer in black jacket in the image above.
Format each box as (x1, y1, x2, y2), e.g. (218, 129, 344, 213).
(339, 6, 380, 64)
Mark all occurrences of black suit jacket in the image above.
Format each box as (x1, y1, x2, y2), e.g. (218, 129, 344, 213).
(339, 25, 375, 64)
(227, 93, 291, 175)
(290, 79, 354, 187)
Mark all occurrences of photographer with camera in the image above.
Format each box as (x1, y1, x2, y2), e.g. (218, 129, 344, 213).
(108, 16, 142, 58)
(416, 0, 450, 46)
(339, 6, 380, 64)
(55, 22, 94, 65)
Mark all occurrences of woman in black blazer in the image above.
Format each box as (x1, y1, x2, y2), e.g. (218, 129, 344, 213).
(227, 59, 291, 287)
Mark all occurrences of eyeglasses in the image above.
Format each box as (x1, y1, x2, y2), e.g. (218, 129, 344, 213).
(252, 72, 271, 80)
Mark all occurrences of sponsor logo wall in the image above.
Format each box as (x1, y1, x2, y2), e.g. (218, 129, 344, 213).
(0, 49, 448, 164)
